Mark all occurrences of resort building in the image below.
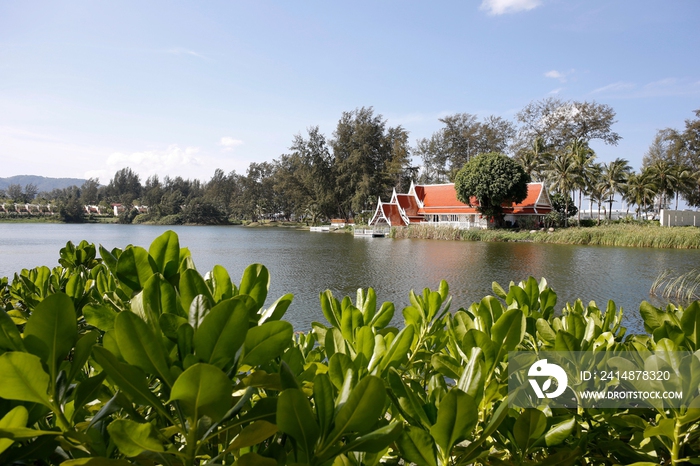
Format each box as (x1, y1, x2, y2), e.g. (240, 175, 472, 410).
(369, 182, 552, 230)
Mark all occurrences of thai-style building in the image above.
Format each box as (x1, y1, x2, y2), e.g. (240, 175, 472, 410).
(369, 182, 552, 230)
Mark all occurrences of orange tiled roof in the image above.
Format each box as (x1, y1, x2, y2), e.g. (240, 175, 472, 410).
(394, 193, 421, 218)
(381, 203, 405, 226)
(415, 182, 550, 215)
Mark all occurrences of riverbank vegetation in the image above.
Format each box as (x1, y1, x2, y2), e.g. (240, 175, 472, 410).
(2, 103, 698, 227)
(391, 222, 700, 249)
(1, 231, 700, 464)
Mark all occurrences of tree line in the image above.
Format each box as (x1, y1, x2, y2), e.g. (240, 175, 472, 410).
(2, 101, 699, 225)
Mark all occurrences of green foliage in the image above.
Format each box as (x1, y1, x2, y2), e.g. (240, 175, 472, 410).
(454, 152, 530, 225)
(392, 223, 700, 249)
(2, 230, 700, 465)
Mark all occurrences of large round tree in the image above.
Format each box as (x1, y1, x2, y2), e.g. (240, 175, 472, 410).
(454, 152, 530, 226)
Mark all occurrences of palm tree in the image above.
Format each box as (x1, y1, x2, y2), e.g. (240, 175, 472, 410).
(624, 171, 657, 219)
(515, 136, 552, 182)
(672, 165, 695, 210)
(600, 158, 632, 219)
(546, 152, 578, 226)
(568, 138, 596, 224)
(647, 160, 677, 215)
(589, 180, 606, 225)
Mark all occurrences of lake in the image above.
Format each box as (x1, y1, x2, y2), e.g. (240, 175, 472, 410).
(1, 223, 698, 334)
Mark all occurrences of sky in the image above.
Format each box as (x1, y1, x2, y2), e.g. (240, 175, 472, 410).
(1, 0, 699, 185)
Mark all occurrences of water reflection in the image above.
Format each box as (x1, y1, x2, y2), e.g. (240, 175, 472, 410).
(1, 223, 698, 334)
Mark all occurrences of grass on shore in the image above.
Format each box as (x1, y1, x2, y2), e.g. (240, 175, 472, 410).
(390, 223, 700, 249)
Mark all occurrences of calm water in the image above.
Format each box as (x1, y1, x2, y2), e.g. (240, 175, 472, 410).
(1, 223, 698, 334)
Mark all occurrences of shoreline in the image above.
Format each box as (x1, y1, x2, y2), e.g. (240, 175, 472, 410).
(389, 223, 700, 249)
(3, 218, 700, 249)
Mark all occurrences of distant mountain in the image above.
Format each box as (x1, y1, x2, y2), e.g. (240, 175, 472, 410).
(0, 175, 87, 193)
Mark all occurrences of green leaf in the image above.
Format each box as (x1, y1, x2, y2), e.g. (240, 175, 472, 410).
(23, 293, 78, 383)
(430, 388, 477, 454)
(194, 296, 253, 369)
(681, 302, 700, 347)
(179, 268, 213, 313)
(331, 376, 386, 438)
(92, 346, 165, 410)
(0, 352, 51, 408)
(396, 426, 437, 466)
(116, 246, 157, 292)
(73, 372, 108, 414)
(554, 330, 580, 352)
(234, 452, 277, 466)
(238, 263, 270, 311)
(258, 293, 293, 323)
(211, 265, 235, 303)
(491, 308, 525, 356)
(83, 305, 117, 332)
(313, 373, 335, 436)
(188, 295, 211, 330)
(114, 311, 173, 387)
(328, 353, 354, 390)
(229, 420, 278, 449)
(0, 406, 28, 455)
(148, 230, 180, 279)
(68, 330, 99, 383)
(320, 290, 341, 329)
(0, 309, 24, 352)
(277, 388, 320, 454)
(169, 363, 232, 423)
(545, 416, 576, 447)
(387, 368, 431, 429)
(370, 302, 395, 329)
(492, 281, 508, 300)
(159, 313, 188, 340)
(644, 418, 675, 440)
(61, 458, 134, 466)
(107, 419, 165, 457)
(513, 408, 546, 453)
(341, 305, 362, 341)
(342, 422, 402, 454)
(99, 244, 118, 273)
(360, 288, 377, 323)
(243, 320, 293, 366)
(376, 324, 414, 375)
(536, 318, 557, 344)
(456, 349, 484, 401)
(142, 273, 180, 331)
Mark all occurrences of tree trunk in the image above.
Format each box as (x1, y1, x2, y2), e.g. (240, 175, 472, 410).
(578, 190, 582, 225)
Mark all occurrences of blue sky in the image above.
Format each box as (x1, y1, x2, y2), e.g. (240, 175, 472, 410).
(1, 0, 699, 184)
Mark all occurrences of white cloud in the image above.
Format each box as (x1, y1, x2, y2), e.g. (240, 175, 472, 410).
(549, 88, 563, 94)
(106, 145, 203, 178)
(591, 81, 636, 94)
(480, 0, 542, 15)
(544, 69, 575, 83)
(644, 78, 677, 89)
(167, 48, 208, 60)
(588, 78, 700, 99)
(220, 137, 243, 151)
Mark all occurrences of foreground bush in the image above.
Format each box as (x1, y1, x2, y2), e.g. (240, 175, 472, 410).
(0, 231, 699, 465)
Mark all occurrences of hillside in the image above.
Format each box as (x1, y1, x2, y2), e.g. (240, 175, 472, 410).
(0, 175, 87, 192)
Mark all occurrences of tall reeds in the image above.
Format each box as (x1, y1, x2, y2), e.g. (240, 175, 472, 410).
(650, 268, 700, 302)
(389, 224, 700, 249)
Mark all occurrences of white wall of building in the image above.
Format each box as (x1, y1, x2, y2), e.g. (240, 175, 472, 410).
(660, 209, 700, 227)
